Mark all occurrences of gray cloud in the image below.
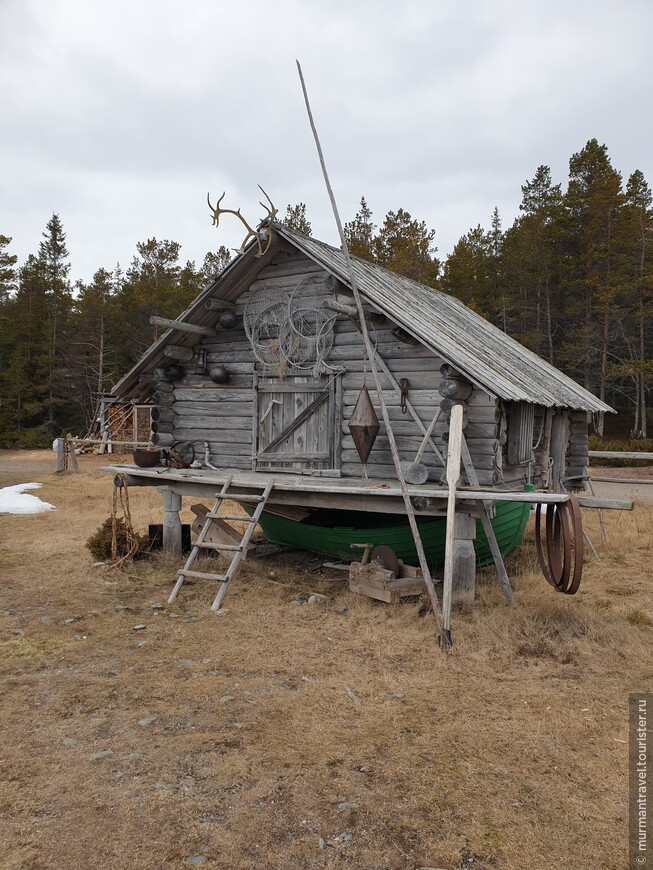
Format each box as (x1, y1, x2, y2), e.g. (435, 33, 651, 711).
(1, 0, 652, 281)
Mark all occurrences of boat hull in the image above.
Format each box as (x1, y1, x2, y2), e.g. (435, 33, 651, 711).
(249, 499, 531, 569)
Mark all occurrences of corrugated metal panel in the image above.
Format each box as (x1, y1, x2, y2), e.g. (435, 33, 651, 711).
(275, 226, 613, 413)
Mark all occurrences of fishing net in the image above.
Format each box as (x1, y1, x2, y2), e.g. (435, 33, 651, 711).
(284, 277, 336, 368)
(244, 285, 289, 367)
(244, 278, 336, 374)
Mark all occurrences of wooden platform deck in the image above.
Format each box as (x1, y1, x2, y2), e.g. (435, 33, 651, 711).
(102, 464, 579, 516)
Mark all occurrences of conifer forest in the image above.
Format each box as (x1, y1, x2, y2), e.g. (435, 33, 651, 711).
(1, 139, 651, 446)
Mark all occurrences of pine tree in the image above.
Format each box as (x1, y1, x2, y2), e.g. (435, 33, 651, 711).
(562, 140, 624, 429)
(441, 225, 493, 315)
(373, 208, 439, 286)
(0, 234, 17, 303)
(0, 254, 51, 441)
(200, 247, 232, 285)
(282, 203, 312, 235)
(618, 170, 653, 435)
(0, 235, 18, 423)
(344, 197, 375, 261)
(502, 166, 564, 361)
(70, 268, 115, 431)
(115, 238, 182, 362)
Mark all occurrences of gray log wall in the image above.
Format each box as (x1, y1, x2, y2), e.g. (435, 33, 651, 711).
(149, 246, 586, 490)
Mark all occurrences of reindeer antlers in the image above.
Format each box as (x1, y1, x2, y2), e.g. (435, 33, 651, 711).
(207, 186, 278, 257)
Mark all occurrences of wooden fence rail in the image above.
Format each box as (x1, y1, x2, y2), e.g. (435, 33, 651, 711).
(589, 451, 653, 460)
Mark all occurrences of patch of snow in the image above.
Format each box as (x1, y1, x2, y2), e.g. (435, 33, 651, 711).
(0, 483, 56, 515)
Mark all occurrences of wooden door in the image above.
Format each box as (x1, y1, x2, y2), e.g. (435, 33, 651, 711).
(254, 375, 339, 473)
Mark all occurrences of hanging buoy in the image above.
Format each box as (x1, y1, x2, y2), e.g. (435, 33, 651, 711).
(348, 386, 380, 464)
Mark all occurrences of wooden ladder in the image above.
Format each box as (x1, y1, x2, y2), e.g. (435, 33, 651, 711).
(168, 476, 275, 612)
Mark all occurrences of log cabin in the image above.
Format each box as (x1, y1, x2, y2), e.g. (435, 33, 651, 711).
(107, 222, 613, 608)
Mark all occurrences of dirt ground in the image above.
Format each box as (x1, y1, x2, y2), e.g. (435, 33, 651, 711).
(1, 450, 652, 869)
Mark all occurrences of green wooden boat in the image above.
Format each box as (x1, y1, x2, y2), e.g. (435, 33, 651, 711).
(245, 494, 532, 569)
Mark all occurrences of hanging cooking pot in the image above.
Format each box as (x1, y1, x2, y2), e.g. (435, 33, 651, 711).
(163, 363, 185, 382)
(209, 365, 230, 384)
(219, 309, 238, 330)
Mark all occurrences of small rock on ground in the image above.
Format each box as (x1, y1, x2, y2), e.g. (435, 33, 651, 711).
(337, 802, 359, 810)
(132, 624, 146, 631)
(63, 615, 82, 624)
(63, 737, 77, 748)
(334, 604, 348, 614)
(186, 857, 207, 866)
(90, 750, 113, 760)
(41, 616, 52, 625)
(138, 716, 157, 727)
(325, 832, 353, 848)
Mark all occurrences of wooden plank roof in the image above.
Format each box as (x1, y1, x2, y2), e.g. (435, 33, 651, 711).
(113, 223, 612, 413)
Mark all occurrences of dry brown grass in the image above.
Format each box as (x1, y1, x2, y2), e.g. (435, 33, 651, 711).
(1, 450, 652, 869)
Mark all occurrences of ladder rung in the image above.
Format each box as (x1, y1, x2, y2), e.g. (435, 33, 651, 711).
(207, 510, 257, 520)
(220, 514, 256, 522)
(195, 541, 243, 552)
(225, 492, 266, 502)
(178, 569, 227, 581)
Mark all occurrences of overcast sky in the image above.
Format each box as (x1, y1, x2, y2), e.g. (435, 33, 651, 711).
(2, 0, 652, 284)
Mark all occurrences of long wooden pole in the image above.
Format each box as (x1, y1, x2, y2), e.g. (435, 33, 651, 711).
(441, 404, 464, 648)
(296, 60, 445, 638)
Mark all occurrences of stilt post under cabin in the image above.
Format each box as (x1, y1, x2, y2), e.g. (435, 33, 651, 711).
(452, 512, 476, 604)
(157, 486, 183, 556)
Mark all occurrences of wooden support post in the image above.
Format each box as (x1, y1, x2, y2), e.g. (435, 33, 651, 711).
(67, 434, 79, 472)
(442, 404, 464, 646)
(460, 436, 514, 604)
(157, 487, 183, 556)
(550, 411, 570, 491)
(452, 512, 476, 604)
(54, 438, 66, 472)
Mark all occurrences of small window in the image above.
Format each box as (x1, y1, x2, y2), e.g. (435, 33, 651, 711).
(507, 403, 535, 465)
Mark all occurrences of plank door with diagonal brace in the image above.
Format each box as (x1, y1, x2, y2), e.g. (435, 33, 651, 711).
(254, 374, 340, 473)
